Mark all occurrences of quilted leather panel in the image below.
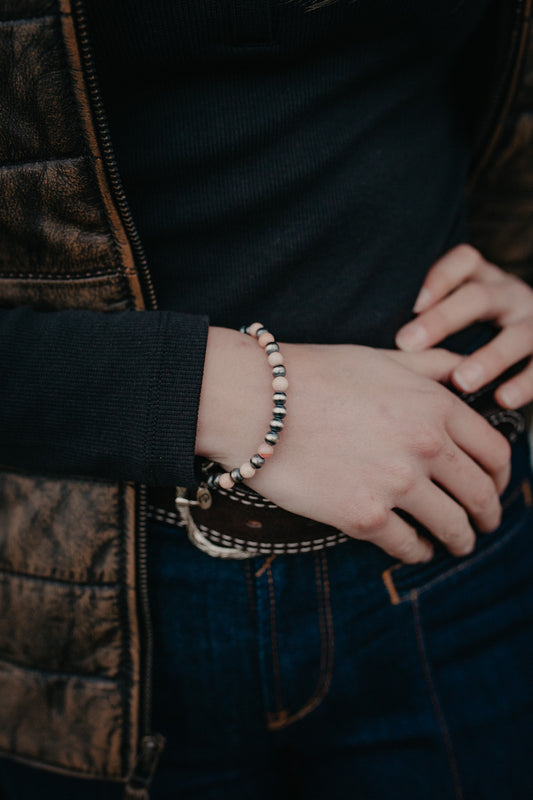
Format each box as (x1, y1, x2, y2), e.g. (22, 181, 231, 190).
(0, 157, 133, 292)
(0, 662, 126, 778)
(0, 472, 140, 779)
(0, 573, 123, 676)
(0, 13, 84, 164)
(0, 471, 123, 584)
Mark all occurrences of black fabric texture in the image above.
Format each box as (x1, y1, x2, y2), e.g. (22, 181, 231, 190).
(0, 308, 208, 486)
(85, 0, 490, 348)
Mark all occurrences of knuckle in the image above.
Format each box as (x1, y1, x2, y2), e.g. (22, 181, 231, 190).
(469, 477, 497, 512)
(455, 243, 480, 264)
(441, 508, 472, 547)
(355, 500, 388, 533)
(493, 436, 512, 471)
(386, 461, 416, 497)
(411, 424, 446, 458)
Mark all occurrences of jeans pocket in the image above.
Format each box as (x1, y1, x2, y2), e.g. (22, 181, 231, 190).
(382, 476, 533, 605)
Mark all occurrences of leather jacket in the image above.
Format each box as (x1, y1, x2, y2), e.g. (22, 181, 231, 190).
(0, 0, 531, 796)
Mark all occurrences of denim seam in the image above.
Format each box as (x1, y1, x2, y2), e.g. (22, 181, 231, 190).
(244, 562, 257, 621)
(267, 551, 334, 731)
(411, 590, 464, 800)
(382, 479, 532, 605)
(266, 564, 285, 717)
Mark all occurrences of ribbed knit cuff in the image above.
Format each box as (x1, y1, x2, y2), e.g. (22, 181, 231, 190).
(0, 307, 209, 486)
(145, 311, 209, 487)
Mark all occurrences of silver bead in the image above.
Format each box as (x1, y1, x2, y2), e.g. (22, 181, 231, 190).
(273, 405, 287, 419)
(265, 342, 279, 355)
(207, 473, 222, 490)
(239, 324, 249, 334)
(230, 468, 244, 483)
(250, 454, 265, 469)
(273, 392, 286, 404)
(256, 327, 268, 338)
(265, 431, 279, 445)
(272, 365, 286, 377)
(270, 419, 284, 432)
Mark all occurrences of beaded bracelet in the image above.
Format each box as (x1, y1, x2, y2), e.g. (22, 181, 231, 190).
(206, 322, 287, 492)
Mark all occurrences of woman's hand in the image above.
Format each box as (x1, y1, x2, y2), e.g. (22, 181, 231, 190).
(395, 244, 533, 408)
(196, 329, 511, 564)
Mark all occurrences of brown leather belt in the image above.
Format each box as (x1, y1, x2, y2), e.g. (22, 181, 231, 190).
(147, 481, 348, 558)
(147, 376, 527, 559)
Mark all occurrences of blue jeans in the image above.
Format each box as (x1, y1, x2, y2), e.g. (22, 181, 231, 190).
(1, 434, 533, 799)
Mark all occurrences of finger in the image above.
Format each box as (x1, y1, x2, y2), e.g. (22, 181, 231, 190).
(401, 479, 477, 556)
(430, 444, 502, 533)
(353, 511, 434, 564)
(446, 398, 512, 495)
(452, 321, 533, 393)
(412, 244, 485, 313)
(495, 357, 533, 409)
(396, 280, 509, 352)
(385, 348, 463, 381)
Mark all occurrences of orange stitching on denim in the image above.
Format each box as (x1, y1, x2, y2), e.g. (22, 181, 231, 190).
(266, 564, 284, 715)
(255, 554, 277, 578)
(521, 478, 532, 508)
(382, 565, 401, 605)
(382, 481, 530, 605)
(267, 551, 335, 731)
(412, 590, 464, 799)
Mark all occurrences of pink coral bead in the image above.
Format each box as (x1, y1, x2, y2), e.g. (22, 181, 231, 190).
(272, 376, 289, 392)
(219, 473, 235, 490)
(258, 332, 275, 348)
(248, 322, 263, 337)
(267, 351, 284, 367)
(258, 443, 275, 458)
(240, 462, 256, 479)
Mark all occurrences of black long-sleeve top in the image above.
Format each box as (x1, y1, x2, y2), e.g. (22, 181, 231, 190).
(0, 0, 490, 486)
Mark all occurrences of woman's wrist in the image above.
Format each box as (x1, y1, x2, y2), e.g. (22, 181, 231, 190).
(195, 326, 274, 468)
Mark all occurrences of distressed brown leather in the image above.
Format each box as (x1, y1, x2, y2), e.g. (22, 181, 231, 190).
(0, 0, 146, 783)
(468, 0, 533, 281)
(0, 471, 140, 779)
(0, 0, 145, 311)
(0, 0, 531, 787)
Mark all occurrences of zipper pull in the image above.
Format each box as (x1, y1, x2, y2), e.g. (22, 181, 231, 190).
(124, 733, 166, 800)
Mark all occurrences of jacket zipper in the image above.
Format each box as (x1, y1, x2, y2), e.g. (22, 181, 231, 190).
(123, 487, 166, 800)
(70, 1, 163, 795)
(469, 0, 531, 189)
(71, 0, 158, 312)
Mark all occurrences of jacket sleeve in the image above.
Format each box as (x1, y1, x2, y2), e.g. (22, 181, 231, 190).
(0, 4, 213, 487)
(0, 306, 208, 486)
(467, 11, 533, 282)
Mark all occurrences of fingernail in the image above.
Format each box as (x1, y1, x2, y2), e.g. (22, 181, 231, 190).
(453, 362, 484, 392)
(499, 385, 521, 408)
(413, 288, 432, 313)
(396, 324, 427, 351)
